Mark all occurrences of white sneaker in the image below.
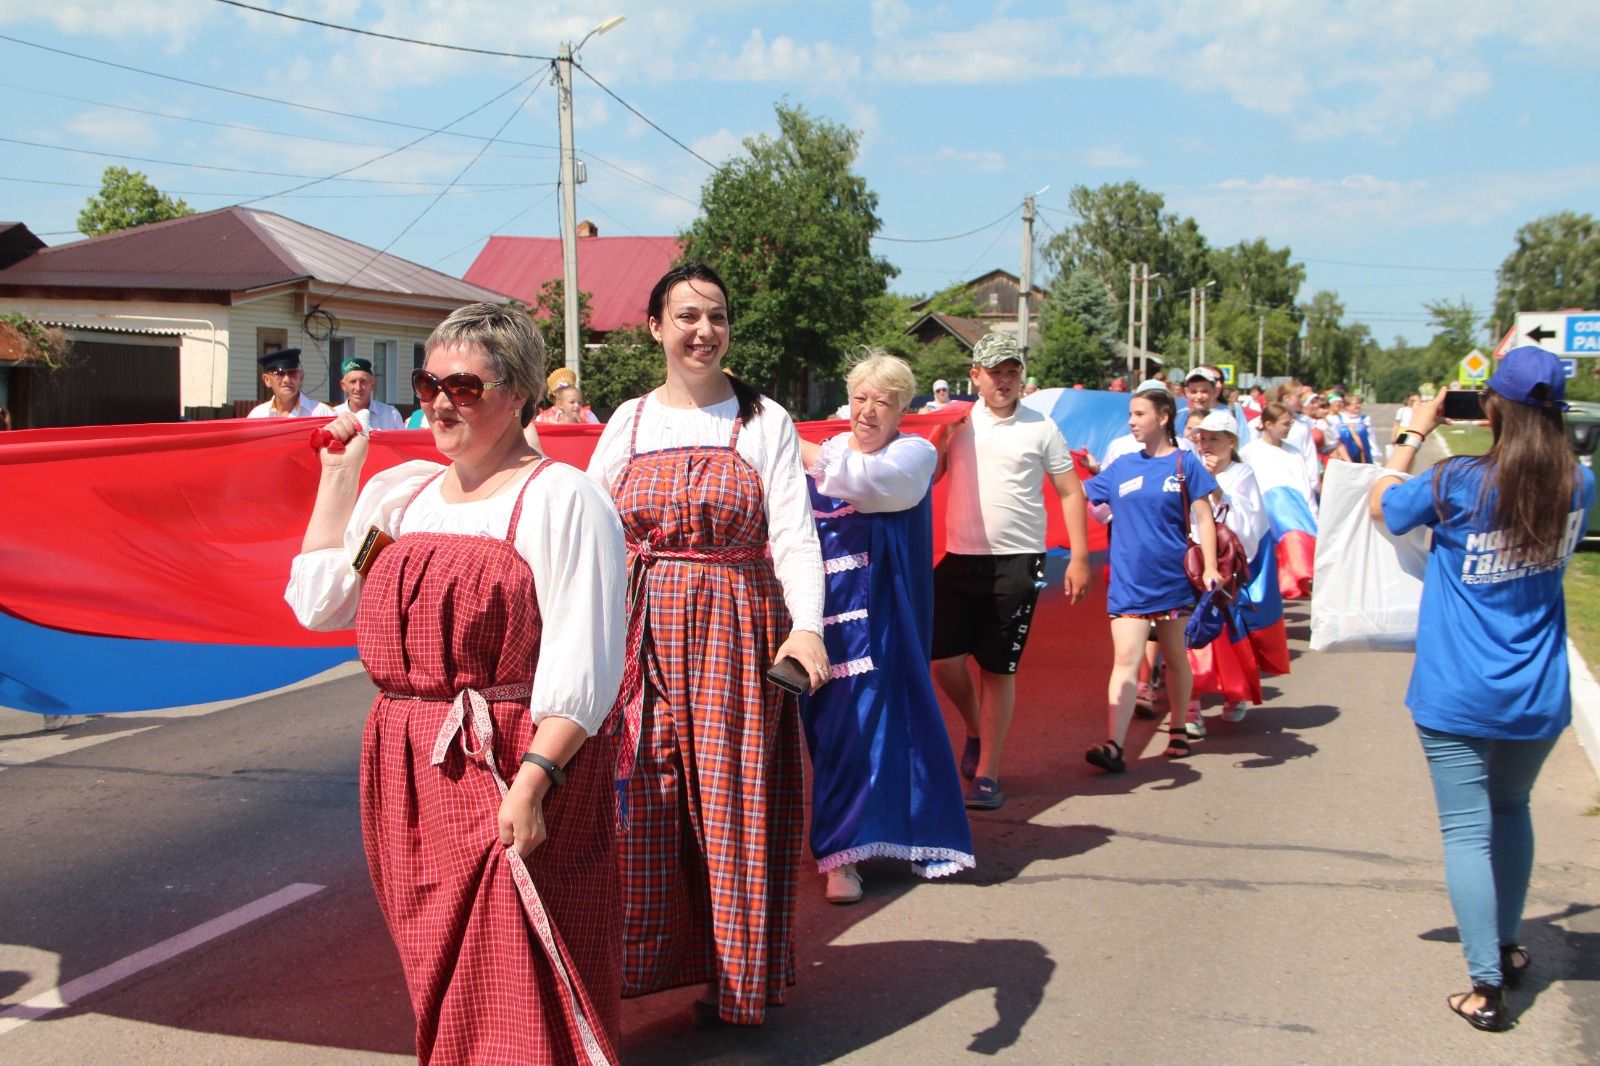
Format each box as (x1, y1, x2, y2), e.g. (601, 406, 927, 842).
(1222, 702, 1249, 723)
(825, 864, 863, 904)
(1184, 704, 1207, 740)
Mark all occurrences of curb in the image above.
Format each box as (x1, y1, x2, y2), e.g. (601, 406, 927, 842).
(1566, 638, 1600, 785)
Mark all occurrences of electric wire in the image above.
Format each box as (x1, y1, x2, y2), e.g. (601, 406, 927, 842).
(209, 0, 552, 60)
(0, 173, 540, 198)
(874, 204, 1018, 244)
(571, 63, 717, 168)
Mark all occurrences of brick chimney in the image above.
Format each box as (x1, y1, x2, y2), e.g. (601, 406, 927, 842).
(576, 220, 599, 238)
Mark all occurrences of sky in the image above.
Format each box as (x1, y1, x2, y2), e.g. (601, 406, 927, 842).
(2, 0, 1597, 348)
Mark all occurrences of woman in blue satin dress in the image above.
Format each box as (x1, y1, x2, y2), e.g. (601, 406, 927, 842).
(798, 351, 975, 904)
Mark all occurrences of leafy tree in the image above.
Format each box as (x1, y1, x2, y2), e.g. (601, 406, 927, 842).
(1492, 211, 1600, 333)
(924, 283, 982, 319)
(1032, 268, 1119, 387)
(77, 166, 193, 237)
(682, 102, 897, 409)
(520, 280, 593, 364)
(1297, 290, 1377, 388)
(577, 324, 662, 417)
(907, 337, 974, 399)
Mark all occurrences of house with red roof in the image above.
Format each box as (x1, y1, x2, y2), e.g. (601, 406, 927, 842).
(464, 221, 681, 342)
(0, 207, 506, 428)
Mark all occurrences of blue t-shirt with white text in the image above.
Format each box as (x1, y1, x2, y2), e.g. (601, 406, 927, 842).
(1383, 459, 1596, 739)
(1086, 448, 1218, 615)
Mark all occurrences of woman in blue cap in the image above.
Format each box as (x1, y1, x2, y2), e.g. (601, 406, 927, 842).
(1368, 346, 1596, 1032)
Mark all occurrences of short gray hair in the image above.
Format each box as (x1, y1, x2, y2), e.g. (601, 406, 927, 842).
(425, 302, 545, 407)
(845, 349, 917, 411)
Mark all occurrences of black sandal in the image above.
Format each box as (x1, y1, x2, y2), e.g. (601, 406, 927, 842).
(1500, 944, 1531, 988)
(1164, 729, 1192, 759)
(1447, 982, 1509, 1032)
(1085, 739, 1126, 773)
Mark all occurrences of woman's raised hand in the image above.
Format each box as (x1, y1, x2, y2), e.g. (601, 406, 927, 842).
(314, 411, 369, 470)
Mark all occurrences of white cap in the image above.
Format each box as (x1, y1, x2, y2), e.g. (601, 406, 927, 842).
(932, 379, 949, 392)
(1133, 379, 1168, 396)
(1186, 366, 1222, 386)
(1197, 409, 1238, 435)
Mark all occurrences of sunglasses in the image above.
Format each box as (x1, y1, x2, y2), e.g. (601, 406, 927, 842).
(412, 368, 508, 406)
(265, 367, 301, 378)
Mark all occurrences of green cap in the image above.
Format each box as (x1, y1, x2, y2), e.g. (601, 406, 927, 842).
(971, 332, 1024, 369)
(341, 357, 374, 376)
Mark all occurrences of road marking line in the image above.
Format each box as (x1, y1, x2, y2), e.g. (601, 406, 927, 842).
(0, 882, 326, 1038)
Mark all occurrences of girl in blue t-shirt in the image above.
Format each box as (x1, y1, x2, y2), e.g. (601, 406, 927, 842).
(1369, 346, 1596, 1034)
(1083, 389, 1221, 771)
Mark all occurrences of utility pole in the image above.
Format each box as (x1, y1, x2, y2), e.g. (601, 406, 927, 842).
(1016, 194, 1036, 361)
(1199, 283, 1211, 365)
(1256, 314, 1265, 382)
(555, 16, 626, 383)
(1188, 288, 1197, 371)
(1139, 263, 1151, 382)
(1126, 264, 1137, 380)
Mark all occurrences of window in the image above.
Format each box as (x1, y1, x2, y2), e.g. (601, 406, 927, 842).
(327, 337, 354, 404)
(373, 339, 399, 403)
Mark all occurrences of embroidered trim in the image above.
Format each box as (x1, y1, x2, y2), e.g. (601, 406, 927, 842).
(823, 552, 870, 574)
(829, 655, 875, 679)
(813, 503, 858, 519)
(822, 608, 869, 626)
(817, 843, 976, 878)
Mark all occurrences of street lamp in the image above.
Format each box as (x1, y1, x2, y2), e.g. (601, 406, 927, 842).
(556, 15, 626, 382)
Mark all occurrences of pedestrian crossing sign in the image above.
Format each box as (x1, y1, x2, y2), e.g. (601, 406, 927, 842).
(1216, 363, 1235, 385)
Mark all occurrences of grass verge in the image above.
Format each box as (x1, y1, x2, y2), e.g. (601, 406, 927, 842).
(1566, 550, 1600, 682)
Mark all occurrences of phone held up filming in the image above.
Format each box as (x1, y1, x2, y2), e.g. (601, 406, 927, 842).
(1441, 388, 1487, 424)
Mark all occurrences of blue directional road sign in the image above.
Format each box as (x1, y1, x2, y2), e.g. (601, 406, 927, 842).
(1562, 358, 1578, 379)
(1567, 314, 1600, 354)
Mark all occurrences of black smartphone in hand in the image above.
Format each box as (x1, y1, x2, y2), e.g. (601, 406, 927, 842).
(765, 656, 809, 695)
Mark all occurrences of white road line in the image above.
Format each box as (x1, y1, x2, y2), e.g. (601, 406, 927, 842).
(0, 882, 326, 1038)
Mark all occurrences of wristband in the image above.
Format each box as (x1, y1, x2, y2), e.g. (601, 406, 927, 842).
(1396, 431, 1427, 449)
(520, 752, 565, 788)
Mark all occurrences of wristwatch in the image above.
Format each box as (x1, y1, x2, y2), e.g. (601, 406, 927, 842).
(1396, 430, 1427, 449)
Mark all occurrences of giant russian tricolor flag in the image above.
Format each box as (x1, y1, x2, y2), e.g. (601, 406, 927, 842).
(1241, 441, 1318, 601)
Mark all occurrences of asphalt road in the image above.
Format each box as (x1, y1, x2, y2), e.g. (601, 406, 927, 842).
(2, 434, 1598, 1064)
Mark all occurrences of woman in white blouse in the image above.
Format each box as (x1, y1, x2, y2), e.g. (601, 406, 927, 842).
(587, 262, 826, 1027)
(797, 352, 974, 905)
(286, 303, 628, 1062)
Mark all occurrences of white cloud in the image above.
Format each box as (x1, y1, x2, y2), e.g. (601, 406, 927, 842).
(907, 145, 1007, 175)
(717, 29, 863, 84)
(690, 128, 746, 167)
(1085, 144, 1142, 168)
(63, 108, 157, 149)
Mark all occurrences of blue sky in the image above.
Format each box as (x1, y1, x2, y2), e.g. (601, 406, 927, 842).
(2, 0, 1597, 347)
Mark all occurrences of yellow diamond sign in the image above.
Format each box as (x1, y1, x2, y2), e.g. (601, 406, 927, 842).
(1459, 350, 1489, 382)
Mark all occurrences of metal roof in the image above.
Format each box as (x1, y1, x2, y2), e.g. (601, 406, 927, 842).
(0, 207, 506, 304)
(465, 233, 682, 333)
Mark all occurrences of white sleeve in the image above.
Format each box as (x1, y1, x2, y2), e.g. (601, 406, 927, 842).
(1220, 465, 1268, 561)
(759, 404, 825, 634)
(810, 433, 936, 514)
(517, 467, 628, 735)
(585, 398, 638, 501)
(1041, 420, 1075, 474)
(283, 461, 442, 630)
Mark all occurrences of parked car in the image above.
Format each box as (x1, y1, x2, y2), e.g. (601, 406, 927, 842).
(1567, 401, 1600, 542)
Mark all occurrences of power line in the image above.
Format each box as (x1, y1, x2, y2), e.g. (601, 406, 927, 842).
(423, 190, 560, 270)
(0, 33, 554, 150)
(0, 173, 540, 198)
(874, 204, 1018, 244)
(0, 135, 539, 186)
(0, 81, 558, 158)
(316, 78, 544, 309)
(210, 0, 553, 60)
(1299, 255, 1495, 274)
(234, 67, 546, 207)
(572, 62, 717, 168)
(581, 149, 699, 207)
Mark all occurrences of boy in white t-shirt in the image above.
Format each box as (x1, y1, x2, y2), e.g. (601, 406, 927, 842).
(932, 332, 1091, 810)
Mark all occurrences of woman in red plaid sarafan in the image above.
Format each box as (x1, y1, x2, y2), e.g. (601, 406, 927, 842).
(289, 303, 628, 1064)
(588, 263, 828, 1026)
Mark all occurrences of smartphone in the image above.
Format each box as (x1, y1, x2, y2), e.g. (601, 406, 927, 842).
(1441, 389, 1486, 423)
(765, 656, 810, 695)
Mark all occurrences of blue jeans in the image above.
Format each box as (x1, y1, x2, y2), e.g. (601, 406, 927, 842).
(1416, 725, 1559, 985)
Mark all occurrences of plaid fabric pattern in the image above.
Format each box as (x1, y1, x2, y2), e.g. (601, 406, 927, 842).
(356, 463, 622, 1064)
(611, 407, 803, 1025)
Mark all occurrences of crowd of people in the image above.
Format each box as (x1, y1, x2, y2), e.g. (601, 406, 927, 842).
(281, 265, 1588, 1059)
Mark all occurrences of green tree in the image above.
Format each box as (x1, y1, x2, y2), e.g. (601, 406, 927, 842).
(77, 166, 194, 237)
(520, 280, 593, 363)
(1492, 211, 1600, 333)
(682, 102, 897, 408)
(577, 324, 663, 416)
(1032, 268, 1119, 387)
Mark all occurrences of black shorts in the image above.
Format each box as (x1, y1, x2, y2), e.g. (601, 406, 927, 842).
(931, 552, 1045, 675)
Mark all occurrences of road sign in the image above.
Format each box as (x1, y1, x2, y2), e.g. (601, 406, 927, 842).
(1562, 358, 1578, 379)
(1216, 363, 1235, 385)
(1459, 350, 1489, 381)
(1492, 327, 1515, 359)
(1514, 310, 1600, 356)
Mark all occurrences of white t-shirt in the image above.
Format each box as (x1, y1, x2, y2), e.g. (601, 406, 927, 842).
(943, 400, 1075, 555)
(333, 399, 406, 430)
(248, 394, 333, 418)
(587, 393, 825, 635)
